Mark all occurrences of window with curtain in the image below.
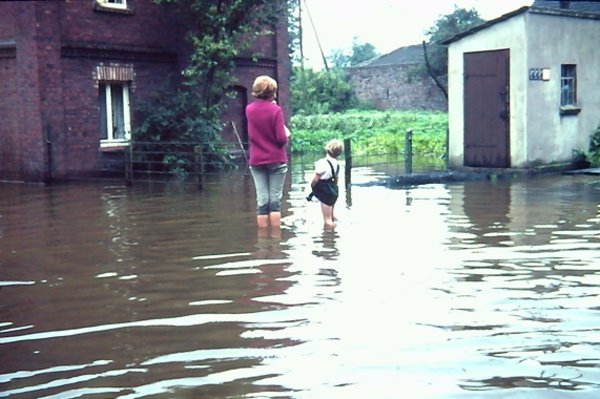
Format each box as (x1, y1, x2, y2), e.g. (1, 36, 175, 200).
(560, 64, 577, 106)
(99, 82, 131, 146)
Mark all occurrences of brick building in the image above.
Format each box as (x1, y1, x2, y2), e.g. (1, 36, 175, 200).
(0, 0, 290, 183)
(346, 44, 447, 112)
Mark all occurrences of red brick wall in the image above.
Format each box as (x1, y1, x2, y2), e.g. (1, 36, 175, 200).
(2, 2, 46, 182)
(0, 0, 290, 182)
(0, 58, 20, 181)
(0, 2, 19, 179)
(61, 0, 180, 49)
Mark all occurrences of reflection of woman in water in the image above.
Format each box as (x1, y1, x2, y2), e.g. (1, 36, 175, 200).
(246, 75, 290, 230)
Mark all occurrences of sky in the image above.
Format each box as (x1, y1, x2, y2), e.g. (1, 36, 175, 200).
(300, 0, 533, 69)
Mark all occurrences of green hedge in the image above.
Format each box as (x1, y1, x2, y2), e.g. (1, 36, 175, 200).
(290, 110, 448, 158)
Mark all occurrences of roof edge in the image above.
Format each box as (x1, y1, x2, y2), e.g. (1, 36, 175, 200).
(441, 6, 530, 45)
(442, 4, 600, 45)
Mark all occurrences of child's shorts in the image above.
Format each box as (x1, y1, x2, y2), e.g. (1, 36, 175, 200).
(312, 181, 338, 206)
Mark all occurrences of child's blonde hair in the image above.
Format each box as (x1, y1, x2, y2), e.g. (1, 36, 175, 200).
(325, 139, 344, 158)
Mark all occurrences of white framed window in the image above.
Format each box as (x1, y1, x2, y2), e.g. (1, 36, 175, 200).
(559, 64, 580, 115)
(99, 82, 131, 147)
(96, 0, 127, 10)
(560, 64, 577, 106)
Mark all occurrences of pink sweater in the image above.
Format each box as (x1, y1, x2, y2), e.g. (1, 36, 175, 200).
(245, 99, 289, 165)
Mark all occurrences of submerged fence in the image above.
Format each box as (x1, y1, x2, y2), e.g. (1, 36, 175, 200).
(90, 130, 446, 187)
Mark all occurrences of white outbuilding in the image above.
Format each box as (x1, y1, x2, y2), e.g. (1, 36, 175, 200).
(443, 2, 600, 168)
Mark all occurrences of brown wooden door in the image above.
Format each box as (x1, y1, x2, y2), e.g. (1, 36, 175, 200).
(464, 49, 510, 167)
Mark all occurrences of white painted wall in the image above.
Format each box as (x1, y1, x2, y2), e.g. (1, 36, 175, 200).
(525, 12, 600, 165)
(447, 9, 600, 168)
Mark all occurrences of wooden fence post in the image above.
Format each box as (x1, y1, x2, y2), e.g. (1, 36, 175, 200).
(445, 127, 449, 171)
(194, 145, 205, 190)
(125, 143, 133, 185)
(405, 129, 413, 175)
(344, 138, 352, 188)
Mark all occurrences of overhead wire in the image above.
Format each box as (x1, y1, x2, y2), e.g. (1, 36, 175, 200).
(302, 0, 329, 71)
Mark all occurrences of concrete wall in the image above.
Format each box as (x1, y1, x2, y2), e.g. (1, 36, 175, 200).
(347, 64, 447, 112)
(525, 12, 600, 165)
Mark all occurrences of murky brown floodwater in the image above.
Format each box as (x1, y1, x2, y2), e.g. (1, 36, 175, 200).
(2, 166, 600, 399)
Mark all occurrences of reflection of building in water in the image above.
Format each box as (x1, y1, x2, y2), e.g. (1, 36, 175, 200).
(449, 177, 600, 248)
(450, 181, 512, 247)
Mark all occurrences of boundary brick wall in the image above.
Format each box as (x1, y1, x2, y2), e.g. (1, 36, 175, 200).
(348, 64, 447, 112)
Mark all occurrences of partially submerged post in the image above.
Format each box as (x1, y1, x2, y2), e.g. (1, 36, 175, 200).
(125, 142, 133, 185)
(194, 145, 205, 190)
(405, 129, 413, 175)
(344, 138, 352, 188)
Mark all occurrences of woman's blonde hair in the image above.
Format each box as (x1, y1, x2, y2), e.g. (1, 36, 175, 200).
(251, 75, 278, 100)
(325, 139, 344, 158)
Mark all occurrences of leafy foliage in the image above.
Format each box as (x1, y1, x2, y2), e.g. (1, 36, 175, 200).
(570, 124, 600, 168)
(409, 7, 484, 82)
(290, 110, 448, 158)
(329, 37, 379, 68)
(587, 124, 600, 167)
(131, 0, 292, 175)
(132, 81, 236, 174)
(131, 0, 290, 175)
(290, 67, 362, 115)
(154, 0, 289, 108)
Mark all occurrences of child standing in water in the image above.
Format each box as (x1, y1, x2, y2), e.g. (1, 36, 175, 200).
(307, 139, 344, 227)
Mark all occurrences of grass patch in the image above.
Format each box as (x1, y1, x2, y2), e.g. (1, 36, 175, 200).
(290, 110, 448, 159)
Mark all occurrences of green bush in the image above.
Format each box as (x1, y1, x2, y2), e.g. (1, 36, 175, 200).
(132, 84, 236, 175)
(290, 110, 448, 158)
(290, 67, 363, 115)
(588, 124, 600, 167)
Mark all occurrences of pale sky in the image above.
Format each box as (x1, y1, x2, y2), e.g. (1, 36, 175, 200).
(300, 0, 533, 69)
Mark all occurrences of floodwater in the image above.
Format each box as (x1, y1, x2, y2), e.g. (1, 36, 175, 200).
(2, 165, 600, 399)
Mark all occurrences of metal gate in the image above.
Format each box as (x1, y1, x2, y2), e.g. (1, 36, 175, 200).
(464, 49, 510, 168)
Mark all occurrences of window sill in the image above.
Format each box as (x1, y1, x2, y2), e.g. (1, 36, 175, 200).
(94, 2, 132, 15)
(560, 105, 581, 116)
(101, 141, 130, 151)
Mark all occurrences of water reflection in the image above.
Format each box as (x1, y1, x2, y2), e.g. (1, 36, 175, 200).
(311, 229, 339, 261)
(2, 172, 600, 397)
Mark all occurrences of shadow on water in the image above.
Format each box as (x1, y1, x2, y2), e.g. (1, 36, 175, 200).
(2, 168, 600, 398)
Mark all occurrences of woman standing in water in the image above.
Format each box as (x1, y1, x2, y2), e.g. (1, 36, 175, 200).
(246, 75, 290, 229)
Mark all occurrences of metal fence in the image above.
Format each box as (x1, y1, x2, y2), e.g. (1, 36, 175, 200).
(89, 131, 447, 187)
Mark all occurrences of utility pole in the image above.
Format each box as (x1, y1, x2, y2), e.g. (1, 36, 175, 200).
(298, 0, 304, 68)
(303, 0, 329, 71)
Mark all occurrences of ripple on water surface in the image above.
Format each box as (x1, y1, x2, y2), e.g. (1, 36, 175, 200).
(2, 175, 600, 397)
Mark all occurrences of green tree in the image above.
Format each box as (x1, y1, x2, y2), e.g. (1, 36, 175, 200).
(329, 37, 379, 68)
(290, 67, 356, 115)
(136, 0, 290, 142)
(287, 0, 302, 67)
(133, 0, 291, 173)
(425, 6, 484, 77)
(408, 6, 484, 95)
